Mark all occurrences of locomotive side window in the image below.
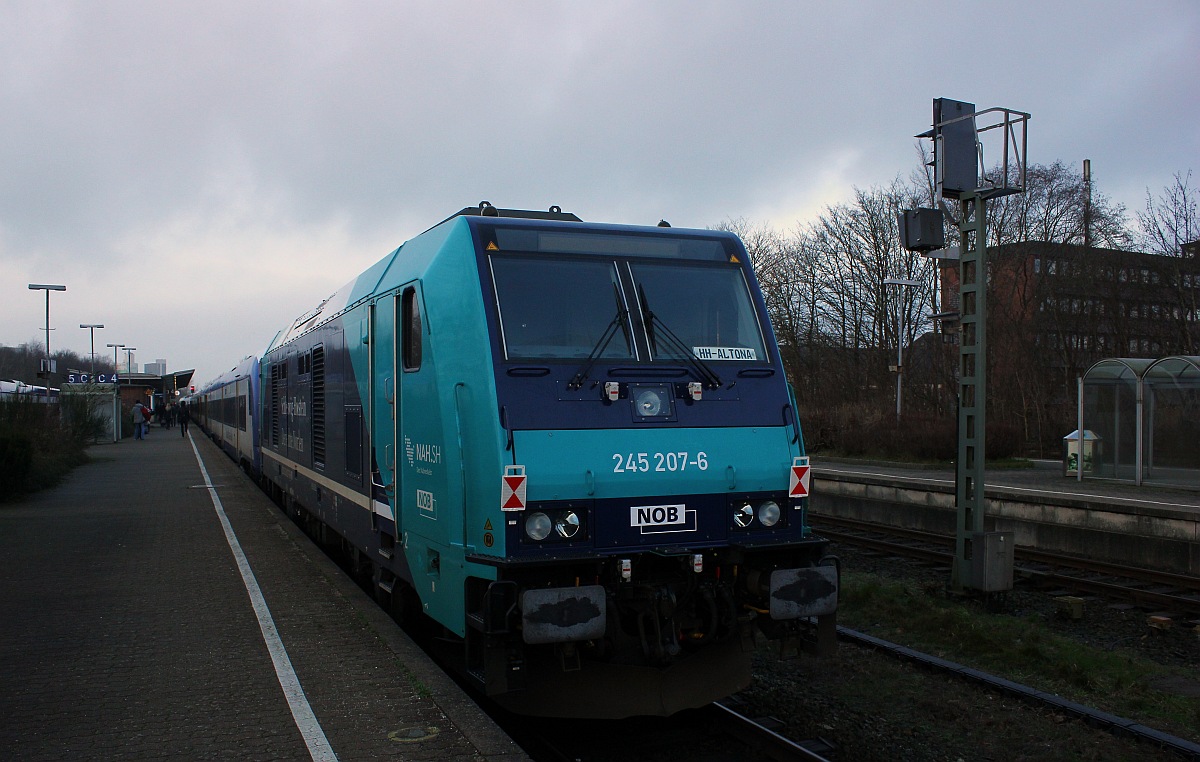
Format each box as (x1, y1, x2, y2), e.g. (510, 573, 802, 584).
(401, 286, 422, 371)
(489, 256, 634, 361)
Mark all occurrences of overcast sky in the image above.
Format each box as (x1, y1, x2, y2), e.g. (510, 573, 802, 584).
(3, 1, 1197, 387)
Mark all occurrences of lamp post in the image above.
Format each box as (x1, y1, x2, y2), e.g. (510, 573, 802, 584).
(28, 284, 67, 375)
(106, 343, 125, 374)
(80, 324, 105, 378)
(106, 342, 125, 442)
(124, 347, 138, 375)
(883, 278, 922, 421)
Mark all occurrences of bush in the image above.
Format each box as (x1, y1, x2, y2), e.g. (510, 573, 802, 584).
(0, 433, 34, 495)
(800, 405, 1020, 463)
(986, 421, 1022, 461)
(0, 396, 93, 501)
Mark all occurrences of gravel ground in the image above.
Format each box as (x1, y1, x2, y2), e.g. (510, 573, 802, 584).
(737, 549, 1200, 762)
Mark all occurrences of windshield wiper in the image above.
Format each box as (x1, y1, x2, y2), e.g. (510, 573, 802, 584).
(636, 285, 723, 389)
(567, 285, 630, 390)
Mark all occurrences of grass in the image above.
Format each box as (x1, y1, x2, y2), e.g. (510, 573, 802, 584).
(838, 570, 1200, 738)
(398, 661, 434, 700)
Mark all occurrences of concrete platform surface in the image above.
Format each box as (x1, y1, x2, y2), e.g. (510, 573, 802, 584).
(813, 457, 1200, 516)
(811, 457, 1199, 574)
(0, 429, 529, 761)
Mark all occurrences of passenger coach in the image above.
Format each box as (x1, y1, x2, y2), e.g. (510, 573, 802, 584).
(192, 354, 260, 475)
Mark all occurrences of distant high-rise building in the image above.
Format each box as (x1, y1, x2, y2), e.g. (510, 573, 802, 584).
(144, 359, 168, 376)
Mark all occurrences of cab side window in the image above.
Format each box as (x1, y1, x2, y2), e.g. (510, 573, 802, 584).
(402, 286, 422, 372)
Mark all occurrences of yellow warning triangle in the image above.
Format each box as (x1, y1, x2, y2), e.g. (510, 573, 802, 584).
(484, 518, 493, 531)
(486, 241, 499, 251)
(729, 253, 741, 263)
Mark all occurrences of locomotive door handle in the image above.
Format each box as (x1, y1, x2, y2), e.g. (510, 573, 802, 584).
(384, 376, 394, 404)
(385, 443, 395, 471)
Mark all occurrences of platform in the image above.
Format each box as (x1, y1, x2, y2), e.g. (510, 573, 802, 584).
(0, 429, 529, 761)
(811, 458, 1200, 575)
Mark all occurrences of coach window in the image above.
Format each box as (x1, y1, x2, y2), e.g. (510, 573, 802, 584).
(402, 286, 422, 371)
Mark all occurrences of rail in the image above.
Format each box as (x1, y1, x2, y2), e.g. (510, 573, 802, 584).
(811, 515, 1200, 616)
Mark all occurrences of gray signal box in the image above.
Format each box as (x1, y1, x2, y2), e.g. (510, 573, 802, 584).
(970, 531, 1014, 592)
(898, 208, 946, 252)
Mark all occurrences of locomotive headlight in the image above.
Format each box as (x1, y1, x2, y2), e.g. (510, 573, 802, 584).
(555, 510, 581, 539)
(629, 384, 673, 421)
(525, 511, 552, 541)
(733, 502, 754, 528)
(756, 500, 781, 527)
(634, 387, 666, 416)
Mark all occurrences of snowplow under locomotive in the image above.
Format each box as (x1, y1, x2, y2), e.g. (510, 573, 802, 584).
(193, 203, 837, 718)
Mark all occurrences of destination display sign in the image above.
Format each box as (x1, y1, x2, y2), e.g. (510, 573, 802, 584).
(692, 346, 757, 361)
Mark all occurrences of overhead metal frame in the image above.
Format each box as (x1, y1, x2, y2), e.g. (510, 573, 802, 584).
(935, 106, 1030, 200)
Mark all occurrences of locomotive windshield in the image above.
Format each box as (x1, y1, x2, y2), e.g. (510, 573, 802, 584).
(489, 256, 635, 360)
(629, 262, 766, 363)
(485, 227, 767, 364)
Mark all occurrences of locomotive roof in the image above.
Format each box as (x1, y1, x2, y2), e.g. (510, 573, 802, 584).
(264, 203, 707, 355)
(433, 201, 581, 230)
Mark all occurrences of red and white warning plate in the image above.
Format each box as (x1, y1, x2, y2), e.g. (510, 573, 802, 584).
(501, 465, 527, 511)
(788, 456, 811, 498)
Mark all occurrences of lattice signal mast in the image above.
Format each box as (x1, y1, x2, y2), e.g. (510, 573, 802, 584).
(902, 99, 1030, 593)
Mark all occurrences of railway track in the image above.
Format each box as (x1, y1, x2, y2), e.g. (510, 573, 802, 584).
(835, 626, 1200, 760)
(712, 699, 836, 762)
(810, 515, 1200, 618)
(505, 700, 834, 762)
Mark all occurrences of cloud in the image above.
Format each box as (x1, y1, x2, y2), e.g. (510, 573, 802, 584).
(2, 1, 1197, 383)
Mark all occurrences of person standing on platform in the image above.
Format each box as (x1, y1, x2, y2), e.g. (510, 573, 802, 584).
(178, 401, 190, 438)
(131, 401, 146, 440)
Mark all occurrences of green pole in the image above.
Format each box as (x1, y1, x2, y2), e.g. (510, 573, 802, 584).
(951, 192, 988, 590)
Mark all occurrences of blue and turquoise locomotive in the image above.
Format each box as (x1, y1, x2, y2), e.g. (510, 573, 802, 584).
(194, 203, 837, 718)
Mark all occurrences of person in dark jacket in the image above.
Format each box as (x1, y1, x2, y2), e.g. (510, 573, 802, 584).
(178, 401, 191, 437)
(131, 401, 147, 440)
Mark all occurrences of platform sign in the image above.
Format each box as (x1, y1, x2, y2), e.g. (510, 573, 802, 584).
(65, 372, 120, 385)
(789, 456, 811, 498)
(501, 465, 527, 511)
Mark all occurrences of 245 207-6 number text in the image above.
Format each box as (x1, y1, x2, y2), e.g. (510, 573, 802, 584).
(612, 451, 708, 473)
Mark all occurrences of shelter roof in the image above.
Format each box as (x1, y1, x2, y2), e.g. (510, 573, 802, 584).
(1145, 356, 1200, 383)
(1082, 357, 1154, 382)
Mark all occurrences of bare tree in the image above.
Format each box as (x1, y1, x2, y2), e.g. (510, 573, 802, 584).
(712, 161, 1194, 457)
(801, 181, 940, 413)
(712, 218, 824, 398)
(1138, 170, 1198, 256)
(984, 160, 1131, 249)
(1136, 170, 1199, 353)
(0, 342, 111, 385)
